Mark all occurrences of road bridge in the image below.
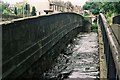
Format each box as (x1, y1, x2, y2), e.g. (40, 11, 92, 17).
(0, 13, 120, 80)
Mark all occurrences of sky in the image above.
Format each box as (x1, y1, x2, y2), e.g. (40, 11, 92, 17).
(61, 0, 89, 6)
(2, 0, 89, 6)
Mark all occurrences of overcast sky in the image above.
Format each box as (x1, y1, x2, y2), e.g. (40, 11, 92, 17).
(61, 0, 89, 6)
(2, 0, 89, 6)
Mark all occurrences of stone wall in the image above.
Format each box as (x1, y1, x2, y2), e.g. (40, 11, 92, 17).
(1, 12, 87, 79)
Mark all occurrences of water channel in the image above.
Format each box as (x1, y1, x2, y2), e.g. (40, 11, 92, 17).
(40, 32, 99, 80)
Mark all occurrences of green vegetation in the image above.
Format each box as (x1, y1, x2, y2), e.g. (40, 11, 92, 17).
(91, 22, 98, 32)
(1, 2, 12, 15)
(84, 11, 90, 16)
(17, 6, 23, 16)
(83, 1, 120, 16)
(83, 2, 100, 15)
(83, 2, 120, 16)
(31, 6, 36, 16)
(83, 1, 120, 25)
(1, 1, 36, 17)
(14, 7, 18, 15)
(84, 17, 91, 23)
(24, 3, 30, 16)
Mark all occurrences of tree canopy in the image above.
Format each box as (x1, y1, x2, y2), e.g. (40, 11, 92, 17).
(24, 3, 30, 15)
(1, 2, 11, 15)
(82, 1, 120, 16)
(14, 7, 18, 15)
(31, 6, 36, 16)
(83, 2, 101, 15)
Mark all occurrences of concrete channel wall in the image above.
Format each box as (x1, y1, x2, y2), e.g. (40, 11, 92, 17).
(98, 13, 120, 79)
(0, 13, 88, 79)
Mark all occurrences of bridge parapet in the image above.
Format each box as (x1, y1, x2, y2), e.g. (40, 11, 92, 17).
(113, 15, 120, 24)
(98, 13, 120, 79)
(0, 13, 89, 79)
(111, 15, 120, 45)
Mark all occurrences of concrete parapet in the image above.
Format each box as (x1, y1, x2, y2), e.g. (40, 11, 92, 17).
(98, 13, 120, 79)
(113, 15, 120, 24)
(0, 13, 89, 79)
(111, 24, 120, 45)
(98, 21, 107, 79)
(112, 15, 120, 45)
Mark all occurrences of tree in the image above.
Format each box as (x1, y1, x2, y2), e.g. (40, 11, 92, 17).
(14, 7, 18, 15)
(82, 1, 120, 16)
(99, 2, 120, 16)
(114, 1, 120, 14)
(82, 2, 101, 15)
(24, 3, 30, 16)
(31, 6, 36, 16)
(1, 2, 11, 15)
(83, 2, 92, 10)
(84, 11, 89, 16)
(27, 4, 30, 15)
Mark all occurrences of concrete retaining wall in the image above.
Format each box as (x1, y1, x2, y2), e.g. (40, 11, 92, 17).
(1, 13, 87, 79)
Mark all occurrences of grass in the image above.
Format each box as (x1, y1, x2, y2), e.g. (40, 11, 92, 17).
(91, 22, 98, 32)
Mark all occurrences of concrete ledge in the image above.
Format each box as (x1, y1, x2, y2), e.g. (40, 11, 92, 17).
(98, 21, 107, 79)
(111, 24, 120, 44)
(113, 15, 120, 24)
(99, 13, 120, 79)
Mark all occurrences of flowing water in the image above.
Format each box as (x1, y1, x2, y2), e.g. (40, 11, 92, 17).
(40, 32, 99, 80)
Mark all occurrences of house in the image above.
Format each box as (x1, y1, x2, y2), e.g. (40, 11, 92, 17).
(74, 5, 82, 14)
(14, 0, 83, 16)
(27, 0, 50, 15)
(27, 0, 76, 15)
